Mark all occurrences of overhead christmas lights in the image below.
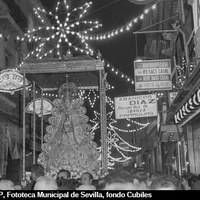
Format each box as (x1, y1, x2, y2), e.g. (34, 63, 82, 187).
(17, 0, 102, 65)
(104, 59, 135, 85)
(81, 3, 158, 41)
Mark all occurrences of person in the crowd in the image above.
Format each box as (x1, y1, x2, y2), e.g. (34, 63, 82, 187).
(150, 176, 177, 190)
(14, 184, 22, 190)
(57, 169, 71, 181)
(188, 174, 199, 188)
(56, 169, 79, 190)
(34, 176, 58, 190)
(132, 168, 148, 189)
(146, 172, 161, 188)
(97, 177, 107, 190)
(23, 164, 45, 190)
(56, 169, 71, 189)
(102, 169, 138, 190)
(191, 180, 200, 190)
(76, 172, 96, 190)
(0, 180, 15, 190)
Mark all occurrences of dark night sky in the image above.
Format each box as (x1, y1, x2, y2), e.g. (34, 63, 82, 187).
(39, 0, 146, 97)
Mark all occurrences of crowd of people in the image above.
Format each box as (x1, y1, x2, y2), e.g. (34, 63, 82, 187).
(0, 164, 200, 190)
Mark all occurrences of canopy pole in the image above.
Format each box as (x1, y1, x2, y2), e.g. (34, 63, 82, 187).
(41, 89, 44, 146)
(99, 69, 107, 175)
(22, 73, 26, 182)
(33, 81, 36, 164)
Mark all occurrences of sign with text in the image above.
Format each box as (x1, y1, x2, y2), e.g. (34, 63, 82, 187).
(114, 94, 157, 119)
(134, 59, 172, 92)
(0, 69, 30, 94)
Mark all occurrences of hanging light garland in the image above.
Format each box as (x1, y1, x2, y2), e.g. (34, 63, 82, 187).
(17, 0, 102, 66)
(81, 3, 157, 41)
(104, 60, 135, 85)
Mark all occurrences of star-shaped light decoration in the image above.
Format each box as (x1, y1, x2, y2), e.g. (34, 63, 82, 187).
(17, 0, 102, 64)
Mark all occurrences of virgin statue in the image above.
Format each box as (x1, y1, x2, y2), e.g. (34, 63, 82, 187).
(38, 80, 101, 178)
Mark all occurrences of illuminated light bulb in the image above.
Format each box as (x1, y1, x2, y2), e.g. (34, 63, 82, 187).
(121, 74, 124, 78)
(134, 18, 138, 23)
(120, 28, 123, 32)
(111, 68, 114, 71)
(152, 4, 156, 9)
(107, 64, 110, 67)
(140, 14, 144, 19)
(144, 9, 149, 14)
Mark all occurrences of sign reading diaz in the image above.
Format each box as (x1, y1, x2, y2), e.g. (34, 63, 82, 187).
(114, 94, 158, 119)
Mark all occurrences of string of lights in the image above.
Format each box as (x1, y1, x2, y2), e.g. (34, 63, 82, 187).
(81, 3, 157, 41)
(104, 59, 135, 85)
(17, 0, 102, 66)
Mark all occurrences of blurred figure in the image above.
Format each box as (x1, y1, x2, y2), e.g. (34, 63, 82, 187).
(56, 169, 79, 190)
(24, 164, 45, 190)
(14, 184, 22, 190)
(188, 174, 199, 188)
(191, 180, 200, 190)
(34, 177, 58, 190)
(132, 168, 148, 190)
(150, 176, 177, 190)
(97, 177, 107, 190)
(102, 169, 137, 190)
(146, 172, 161, 188)
(76, 172, 96, 190)
(56, 169, 71, 189)
(57, 169, 71, 181)
(0, 180, 15, 190)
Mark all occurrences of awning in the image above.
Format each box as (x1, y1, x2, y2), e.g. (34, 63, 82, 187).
(174, 88, 200, 125)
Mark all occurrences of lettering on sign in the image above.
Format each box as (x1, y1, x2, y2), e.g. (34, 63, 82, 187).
(114, 94, 157, 119)
(0, 69, 30, 94)
(134, 59, 172, 91)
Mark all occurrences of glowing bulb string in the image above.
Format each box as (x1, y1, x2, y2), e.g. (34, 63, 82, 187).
(81, 2, 158, 41)
(103, 59, 135, 85)
(17, 0, 102, 65)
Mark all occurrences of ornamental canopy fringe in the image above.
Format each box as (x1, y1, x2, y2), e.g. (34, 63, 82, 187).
(174, 88, 200, 124)
(0, 69, 31, 94)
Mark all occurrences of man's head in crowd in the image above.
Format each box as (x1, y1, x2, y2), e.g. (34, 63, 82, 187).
(31, 164, 45, 182)
(34, 177, 58, 190)
(150, 176, 177, 190)
(56, 169, 71, 187)
(0, 180, 15, 190)
(103, 169, 136, 190)
(80, 172, 93, 185)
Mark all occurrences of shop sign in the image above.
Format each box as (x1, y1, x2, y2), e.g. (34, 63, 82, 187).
(114, 94, 157, 119)
(0, 69, 30, 94)
(174, 88, 200, 124)
(134, 59, 172, 92)
(26, 98, 53, 117)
